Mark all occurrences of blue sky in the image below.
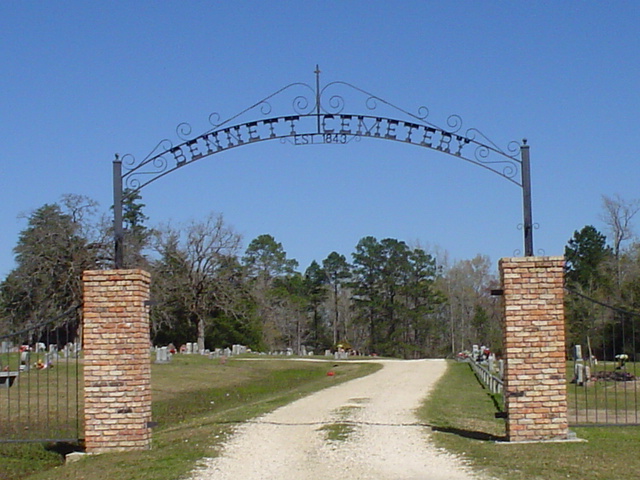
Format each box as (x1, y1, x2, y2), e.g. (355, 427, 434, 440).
(1, 1, 639, 277)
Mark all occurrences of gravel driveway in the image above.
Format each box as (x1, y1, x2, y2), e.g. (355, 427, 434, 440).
(189, 359, 480, 480)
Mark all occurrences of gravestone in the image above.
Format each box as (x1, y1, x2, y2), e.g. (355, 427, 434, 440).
(573, 345, 583, 361)
(65, 342, 80, 358)
(20, 351, 30, 371)
(334, 350, 348, 360)
(232, 344, 247, 356)
(488, 354, 496, 373)
(48, 344, 60, 362)
(0, 341, 10, 354)
(43, 353, 54, 368)
(63, 342, 76, 358)
(155, 346, 170, 364)
(576, 363, 584, 384)
(573, 345, 585, 386)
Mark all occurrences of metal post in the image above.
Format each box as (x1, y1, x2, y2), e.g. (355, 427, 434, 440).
(520, 140, 534, 257)
(315, 65, 321, 134)
(113, 154, 124, 269)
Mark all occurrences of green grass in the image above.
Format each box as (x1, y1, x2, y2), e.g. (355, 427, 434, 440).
(319, 405, 361, 442)
(0, 443, 64, 480)
(318, 422, 355, 442)
(419, 360, 640, 480)
(1, 355, 379, 480)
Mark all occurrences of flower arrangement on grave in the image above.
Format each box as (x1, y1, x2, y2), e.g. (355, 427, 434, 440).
(615, 353, 629, 369)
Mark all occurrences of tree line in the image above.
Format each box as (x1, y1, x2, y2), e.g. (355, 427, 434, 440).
(564, 195, 640, 359)
(4, 192, 635, 359)
(0, 192, 505, 358)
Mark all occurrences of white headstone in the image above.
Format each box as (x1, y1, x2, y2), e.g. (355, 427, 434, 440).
(20, 351, 31, 371)
(573, 345, 583, 361)
(155, 346, 170, 364)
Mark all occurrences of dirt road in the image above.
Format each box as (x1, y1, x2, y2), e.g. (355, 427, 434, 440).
(189, 359, 481, 480)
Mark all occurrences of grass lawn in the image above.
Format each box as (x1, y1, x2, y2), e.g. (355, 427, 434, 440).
(0, 355, 380, 480)
(419, 360, 640, 480)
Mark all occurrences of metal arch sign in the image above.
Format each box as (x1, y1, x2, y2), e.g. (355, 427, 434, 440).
(113, 67, 533, 267)
(122, 114, 506, 190)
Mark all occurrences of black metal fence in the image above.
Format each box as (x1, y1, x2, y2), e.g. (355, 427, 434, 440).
(0, 305, 82, 443)
(566, 288, 639, 426)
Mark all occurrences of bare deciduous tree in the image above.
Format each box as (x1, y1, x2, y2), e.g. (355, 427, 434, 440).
(601, 194, 640, 259)
(601, 194, 640, 289)
(151, 213, 243, 352)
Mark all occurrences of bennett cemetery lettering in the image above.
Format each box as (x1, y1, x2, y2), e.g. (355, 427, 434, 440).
(165, 114, 471, 168)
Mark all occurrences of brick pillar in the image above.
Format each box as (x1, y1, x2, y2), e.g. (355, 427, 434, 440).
(499, 256, 568, 442)
(82, 269, 152, 452)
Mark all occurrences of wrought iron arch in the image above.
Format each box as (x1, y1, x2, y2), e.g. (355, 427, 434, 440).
(113, 67, 533, 268)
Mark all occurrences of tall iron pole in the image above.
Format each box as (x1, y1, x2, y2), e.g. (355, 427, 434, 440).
(113, 154, 124, 269)
(315, 65, 321, 134)
(521, 140, 534, 257)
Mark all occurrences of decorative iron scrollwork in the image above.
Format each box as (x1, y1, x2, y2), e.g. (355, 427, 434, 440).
(113, 67, 534, 268)
(320, 80, 430, 124)
(121, 138, 174, 193)
(119, 69, 525, 193)
(176, 122, 192, 142)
